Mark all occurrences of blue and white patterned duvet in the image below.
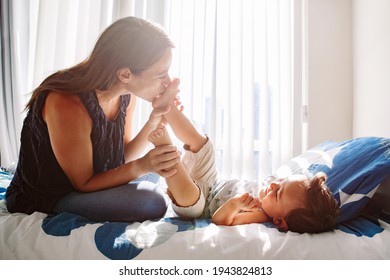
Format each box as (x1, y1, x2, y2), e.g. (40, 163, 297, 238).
(1, 137, 389, 260)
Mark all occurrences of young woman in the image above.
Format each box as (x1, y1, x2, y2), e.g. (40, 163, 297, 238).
(6, 17, 182, 222)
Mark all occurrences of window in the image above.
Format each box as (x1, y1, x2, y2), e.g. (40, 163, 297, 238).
(1, 0, 304, 181)
(162, 0, 297, 180)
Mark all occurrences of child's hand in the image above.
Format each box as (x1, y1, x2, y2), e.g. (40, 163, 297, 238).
(231, 193, 259, 211)
(212, 193, 263, 226)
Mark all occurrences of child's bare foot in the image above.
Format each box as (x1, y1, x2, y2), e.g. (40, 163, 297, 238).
(148, 126, 173, 147)
(152, 78, 180, 109)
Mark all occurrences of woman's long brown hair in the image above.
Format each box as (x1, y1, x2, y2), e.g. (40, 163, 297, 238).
(25, 17, 174, 110)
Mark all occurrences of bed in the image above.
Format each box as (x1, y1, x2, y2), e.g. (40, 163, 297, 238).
(1, 136, 390, 260)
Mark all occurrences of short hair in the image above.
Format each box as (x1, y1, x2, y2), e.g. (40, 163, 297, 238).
(285, 172, 339, 233)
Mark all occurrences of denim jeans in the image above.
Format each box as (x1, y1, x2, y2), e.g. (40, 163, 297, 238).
(54, 173, 167, 222)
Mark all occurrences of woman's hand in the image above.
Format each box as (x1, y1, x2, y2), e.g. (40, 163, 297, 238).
(147, 105, 171, 128)
(139, 144, 181, 178)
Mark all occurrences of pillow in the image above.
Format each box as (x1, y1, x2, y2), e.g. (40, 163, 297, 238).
(273, 137, 390, 223)
(369, 175, 390, 214)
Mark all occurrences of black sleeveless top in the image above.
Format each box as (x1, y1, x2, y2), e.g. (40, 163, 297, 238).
(5, 91, 131, 214)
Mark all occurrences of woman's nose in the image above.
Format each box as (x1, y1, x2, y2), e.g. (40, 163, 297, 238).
(163, 74, 171, 85)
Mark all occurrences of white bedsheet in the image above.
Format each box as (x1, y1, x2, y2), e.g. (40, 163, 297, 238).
(1, 199, 389, 260)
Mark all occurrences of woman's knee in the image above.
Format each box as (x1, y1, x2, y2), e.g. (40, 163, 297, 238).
(136, 181, 168, 219)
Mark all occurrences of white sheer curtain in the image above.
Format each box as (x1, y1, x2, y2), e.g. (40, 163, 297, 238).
(164, 0, 295, 180)
(0, 0, 29, 169)
(1, 0, 299, 181)
(0, 0, 154, 167)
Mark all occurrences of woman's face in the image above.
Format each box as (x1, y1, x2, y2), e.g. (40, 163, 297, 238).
(129, 48, 173, 102)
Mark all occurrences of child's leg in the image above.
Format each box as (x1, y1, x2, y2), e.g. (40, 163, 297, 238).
(164, 106, 208, 153)
(148, 126, 200, 208)
(152, 78, 208, 153)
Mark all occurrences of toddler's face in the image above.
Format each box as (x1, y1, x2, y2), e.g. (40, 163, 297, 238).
(258, 175, 308, 219)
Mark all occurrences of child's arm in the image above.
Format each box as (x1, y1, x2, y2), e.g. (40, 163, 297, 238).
(212, 193, 269, 226)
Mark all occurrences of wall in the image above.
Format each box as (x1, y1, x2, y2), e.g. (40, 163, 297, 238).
(306, 0, 353, 147)
(353, 0, 390, 138)
(306, 0, 390, 148)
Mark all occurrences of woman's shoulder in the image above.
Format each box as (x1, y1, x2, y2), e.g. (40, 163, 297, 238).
(46, 91, 85, 108)
(43, 91, 90, 121)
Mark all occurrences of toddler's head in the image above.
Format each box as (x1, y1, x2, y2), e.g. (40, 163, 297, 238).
(259, 172, 339, 233)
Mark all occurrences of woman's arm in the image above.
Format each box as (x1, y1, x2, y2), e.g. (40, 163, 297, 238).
(123, 95, 175, 162)
(43, 92, 179, 192)
(123, 96, 153, 162)
(212, 193, 269, 226)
